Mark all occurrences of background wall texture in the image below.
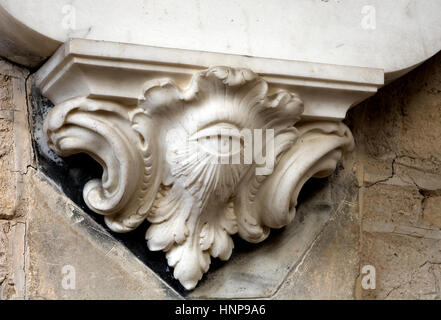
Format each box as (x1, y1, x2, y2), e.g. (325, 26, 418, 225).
(347, 51, 441, 299)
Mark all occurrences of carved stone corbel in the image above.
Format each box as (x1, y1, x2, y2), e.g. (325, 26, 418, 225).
(36, 39, 383, 289)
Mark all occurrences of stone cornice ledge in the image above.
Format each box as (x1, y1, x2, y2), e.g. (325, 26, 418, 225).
(35, 38, 383, 290)
(36, 38, 383, 120)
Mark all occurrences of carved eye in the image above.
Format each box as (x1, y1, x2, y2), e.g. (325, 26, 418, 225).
(189, 123, 243, 159)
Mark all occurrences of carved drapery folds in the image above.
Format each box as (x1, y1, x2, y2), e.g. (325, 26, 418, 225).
(44, 66, 354, 290)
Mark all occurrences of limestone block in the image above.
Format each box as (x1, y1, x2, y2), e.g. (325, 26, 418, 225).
(272, 182, 360, 299)
(361, 232, 441, 300)
(423, 197, 441, 230)
(362, 184, 423, 228)
(25, 172, 180, 300)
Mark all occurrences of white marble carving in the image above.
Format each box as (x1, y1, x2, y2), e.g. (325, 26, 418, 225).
(33, 38, 384, 289)
(44, 65, 354, 289)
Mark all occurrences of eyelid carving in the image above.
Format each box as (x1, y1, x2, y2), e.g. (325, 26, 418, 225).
(189, 122, 243, 142)
(189, 122, 244, 159)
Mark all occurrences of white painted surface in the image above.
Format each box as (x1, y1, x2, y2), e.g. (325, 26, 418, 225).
(1, 0, 441, 80)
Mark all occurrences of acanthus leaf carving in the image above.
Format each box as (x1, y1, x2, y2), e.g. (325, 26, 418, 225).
(44, 66, 354, 290)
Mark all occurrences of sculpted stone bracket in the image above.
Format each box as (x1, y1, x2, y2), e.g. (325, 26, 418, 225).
(35, 39, 384, 290)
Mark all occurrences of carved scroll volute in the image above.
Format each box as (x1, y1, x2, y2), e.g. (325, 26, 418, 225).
(43, 66, 354, 290)
(234, 121, 354, 243)
(44, 97, 162, 232)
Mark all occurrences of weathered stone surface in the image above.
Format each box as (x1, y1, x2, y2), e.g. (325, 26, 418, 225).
(0, 59, 29, 299)
(360, 232, 441, 300)
(346, 51, 441, 300)
(272, 190, 360, 300)
(362, 184, 423, 228)
(349, 52, 441, 169)
(0, 74, 15, 219)
(0, 220, 12, 298)
(423, 196, 441, 229)
(25, 172, 180, 300)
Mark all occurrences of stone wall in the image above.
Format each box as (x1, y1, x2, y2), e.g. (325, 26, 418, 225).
(0, 51, 440, 299)
(0, 59, 30, 299)
(347, 52, 441, 299)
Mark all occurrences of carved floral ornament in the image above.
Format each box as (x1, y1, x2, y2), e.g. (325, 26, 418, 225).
(43, 66, 354, 290)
